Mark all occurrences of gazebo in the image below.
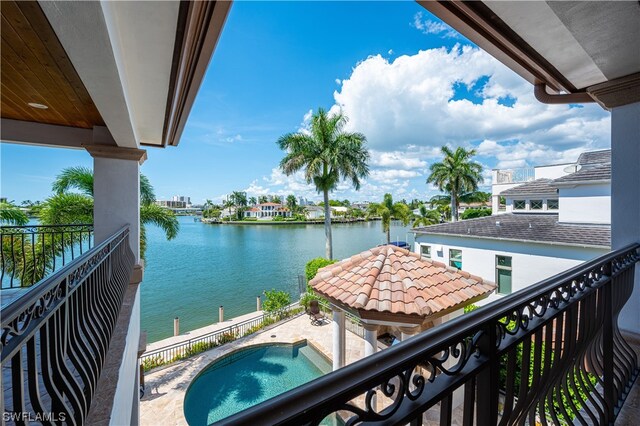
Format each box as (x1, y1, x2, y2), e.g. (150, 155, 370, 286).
(310, 245, 496, 370)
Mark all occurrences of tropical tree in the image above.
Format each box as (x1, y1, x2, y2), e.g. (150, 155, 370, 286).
(230, 191, 248, 220)
(49, 166, 178, 258)
(412, 204, 440, 228)
(0, 201, 29, 226)
(368, 193, 412, 244)
(249, 196, 257, 206)
(427, 147, 483, 222)
(203, 199, 214, 218)
(286, 194, 297, 213)
(272, 195, 282, 204)
(258, 195, 268, 204)
(277, 108, 369, 258)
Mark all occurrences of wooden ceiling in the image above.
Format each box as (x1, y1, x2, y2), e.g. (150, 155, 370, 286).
(1, 1, 103, 129)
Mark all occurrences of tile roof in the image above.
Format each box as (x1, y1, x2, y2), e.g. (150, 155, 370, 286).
(577, 149, 611, 165)
(500, 179, 558, 196)
(413, 214, 610, 248)
(257, 202, 282, 206)
(310, 245, 495, 323)
(553, 163, 611, 184)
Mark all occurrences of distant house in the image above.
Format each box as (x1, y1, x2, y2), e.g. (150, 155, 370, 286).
(413, 149, 611, 305)
(244, 203, 291, 220)
(304, 206, 324, 220)
(220, 207, 236, 218)
(330, 206, 348, 217)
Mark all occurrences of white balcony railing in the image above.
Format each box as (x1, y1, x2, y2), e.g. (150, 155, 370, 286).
(495, 167, 535, 184)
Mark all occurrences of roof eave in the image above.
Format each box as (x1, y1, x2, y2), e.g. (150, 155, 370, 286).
(158, 0, 232, 148)
(411, 229, 610, 250)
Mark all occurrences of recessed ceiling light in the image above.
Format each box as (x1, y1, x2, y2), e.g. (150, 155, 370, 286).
(27, 102, 48, 109)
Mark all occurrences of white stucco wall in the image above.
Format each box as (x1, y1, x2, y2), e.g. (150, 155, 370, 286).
(612, 101, 640, 334)
(414, 234, 607, 305)
(558, 183, 611, 224)
(110, 286, 141, 426)
(533, 164, 573, 180)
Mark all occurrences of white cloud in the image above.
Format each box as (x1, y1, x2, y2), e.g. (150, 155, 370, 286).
(331, 44, 610, 163)
(335, 78, 341, 85)
(369, 169, 422, 184)
(370, 151, 427, 170)
(223, 134, 242, 143)
(412, 12, 459, 39)
(388, 49, 394, 55)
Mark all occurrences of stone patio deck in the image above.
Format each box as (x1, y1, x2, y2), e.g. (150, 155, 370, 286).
(140, 314, 365, 426)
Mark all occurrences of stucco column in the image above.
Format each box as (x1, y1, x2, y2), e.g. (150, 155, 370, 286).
(612, 101, 640, 334)
(362, 323, 379, 357)
(88, 145, 146, 271)
(332, 309, 346, 370)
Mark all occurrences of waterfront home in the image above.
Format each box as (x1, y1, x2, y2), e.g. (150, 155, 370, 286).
(413, 149, 611, 302)
(244, 202, 292, 219)
(1, 2, 639, 426)
(304, 205, 325, 219)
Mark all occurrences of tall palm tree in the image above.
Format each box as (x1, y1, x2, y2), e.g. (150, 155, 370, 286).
(367, 194, 411, 244)
(272, 195, 282, 204)
(249, 196, 257, 206)
(412, 204, 440, 228)
(49, 166, 178, 258)
(427, 147, 483, 222)
(203, 199, 214, 218)
(258, 195, 268, 204)
(277, 108, 369, 258)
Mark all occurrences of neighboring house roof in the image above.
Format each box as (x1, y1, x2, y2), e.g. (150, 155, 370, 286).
(577, 149, 611, 165)
(257, 202, 282, 206)
(553, 163, 611, 184)
(413, 214, 610, 248)
(305, 206, 324, 211)
(276, 207, 289, 212)
(247, 207, 260, 212)
(310, 245, 496, 324)
(500, 179, 558, 196)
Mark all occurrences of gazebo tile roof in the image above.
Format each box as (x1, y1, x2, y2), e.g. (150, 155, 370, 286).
(310, 245, 496, 322)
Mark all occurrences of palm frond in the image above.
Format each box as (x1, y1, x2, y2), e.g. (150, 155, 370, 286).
(0, 202, 29, 226)
(52, 166, 94, 196)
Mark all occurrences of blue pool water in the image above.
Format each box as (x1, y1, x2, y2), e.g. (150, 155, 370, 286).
(183, 342, 331, 425)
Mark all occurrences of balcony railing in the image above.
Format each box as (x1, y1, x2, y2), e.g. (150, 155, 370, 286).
(495, 168, 535, 184)
(224, 244, 639, 425)
(1, 226, 134, 425)
(1, 224, 94, 289)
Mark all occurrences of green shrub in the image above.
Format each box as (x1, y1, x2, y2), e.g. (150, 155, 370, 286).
(305, 257, 337, 281)
(243, 217, 258, 221)
(300, 291, 321, 309)
(460, 208, 492, 220)
(141, 355, 165, 372)
(464, 303, 479, 314)
(217, 329, 238, 345)
(273, 215, 284, 221)
(263, 289, 291, 316)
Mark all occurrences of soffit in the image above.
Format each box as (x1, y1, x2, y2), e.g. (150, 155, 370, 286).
(0, 1, 104, 129)
(485, 1, 640, 90)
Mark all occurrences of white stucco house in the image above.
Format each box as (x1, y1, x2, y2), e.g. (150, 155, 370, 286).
(304, 205, 325, 220)
(413, 149, 612, 305)
(244, 202, 291, 220)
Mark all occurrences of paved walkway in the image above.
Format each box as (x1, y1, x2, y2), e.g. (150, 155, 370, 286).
(140, 314, 365, 426)
(145, 310, 266, 352)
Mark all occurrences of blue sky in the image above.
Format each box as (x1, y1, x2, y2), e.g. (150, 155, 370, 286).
(1, 1, 610, 205)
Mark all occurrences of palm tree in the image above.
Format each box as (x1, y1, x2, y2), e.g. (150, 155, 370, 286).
(427, 147, 483, 222)
(412, 204, 440, 227)
(0, 201, 29, 226)
(49, 166, 178, 258)
(286, 194, 297, 213)
(249, 196, 257, 206)
(277, 108, 369, 258)
(272, 195, 282, 204)
(230, 191, 248, 220)
(258, 195, 268, 204)
(367, 194, 411, 244)
(203, 199, 214, 218)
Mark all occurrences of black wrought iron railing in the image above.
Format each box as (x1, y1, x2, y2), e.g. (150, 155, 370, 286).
(0, 226, 134, 425)
(1, 224, 94, 288)
(223, 244, 640, 425)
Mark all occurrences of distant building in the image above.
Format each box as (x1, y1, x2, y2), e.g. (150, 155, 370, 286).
(244, 203, 291, 220)
(304, 206, 324, 219)
(156, 200, 186, 208)
(172, 195, 191, 206)
(298, 197, 310, 206)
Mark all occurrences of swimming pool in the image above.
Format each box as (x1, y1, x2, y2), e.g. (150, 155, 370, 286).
(183, 342, 331, 425)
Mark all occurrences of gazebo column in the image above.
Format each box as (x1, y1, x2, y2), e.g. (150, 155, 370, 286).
(362, 323, 379, 357)
(398, 325, 419, 341)
(332, 308, 346, 371)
